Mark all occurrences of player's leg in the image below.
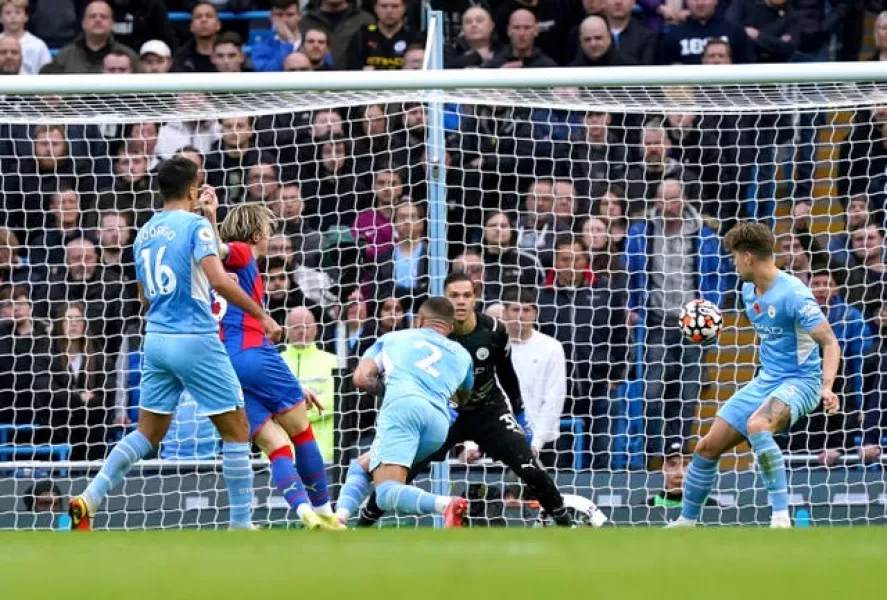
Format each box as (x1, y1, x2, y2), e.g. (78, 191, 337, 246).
(275, 405, 333, 516)
(369, 400, 467, 526)
(354, 411, 469, 526)
(190, 336, 255, 529)
(474, 404, 575, 527)
(336, 452, 373, 522)
(745, 379, 818, 528)
(70, 336, 179, 530)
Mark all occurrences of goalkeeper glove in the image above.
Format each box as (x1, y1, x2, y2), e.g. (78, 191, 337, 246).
(515, 411, 533, 446)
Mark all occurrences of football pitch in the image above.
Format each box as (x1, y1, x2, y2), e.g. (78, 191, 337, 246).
(2, 528, 883, 599)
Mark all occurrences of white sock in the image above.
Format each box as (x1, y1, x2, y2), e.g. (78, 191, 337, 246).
(314, 502, 334, 516)
(772, 509, 790, 521)
(296, 504, 313, 519)
(336, 507, 351, 520)
(434, 496, 451, 514)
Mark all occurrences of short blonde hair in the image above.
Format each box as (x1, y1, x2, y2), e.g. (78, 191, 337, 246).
(219, 203, 276, 244)
(0, 0, 29, 11)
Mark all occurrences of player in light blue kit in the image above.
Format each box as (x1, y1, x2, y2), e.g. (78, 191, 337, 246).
(342, 297, 475, 527)
(670, 222, 841, 529)
(68, 156, 281, 531)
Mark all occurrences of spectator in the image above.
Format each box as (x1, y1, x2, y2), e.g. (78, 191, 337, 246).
(345, 0, 417, 70)
(45, 237, 134, 355)
(795, 269, 871, 461)
(570, 111, 628, 198)
(301, 136, 371, 231)
(263, 255, 311, 327)
(537, 236, 628, 470)
(861, 300, 887, 464)
(0, 228, 44, 290)
(204, 116, 260, 206)
(159, 391, 221, 460)
(604, 0, 656, 65)
(372, 202, 429, 305)
(451, 249, 487, 303)
(127, 121, 160, 170)
(43, 0, 137, 74)
(871, 11, 887, 61)
(579, 216, 628, 295)
(403, 43, 424, 69)
(96, 142, 156, 227)
(352, 165, 405, 262)
(794, 0, 855, 62)
(138, 40, 172, 73)
(625, 179, 729, 458)
(328, 288, 371, 361)
(301, 28, 331, 70)
(282, 51, 312, 71)
(484, 9, 557, 68)
(271, 184, 324, 269)
(172, 2, 220, 73)
(101, 49, 134, 73)
(515, 179, 559, 266)
(0, 0, 51, 74)
(0, 34, 21, 74)
(252, 0, 303, 72)
(552, 180, 582, 233)
(660, 0, 753, 65)
(625, 119, 699, 216)
(480, 211, 543, 302)
(108, 0, 173, 53)
(367, 296, 408, 338)
(48, 301, 113, 461)
(211, 31, 248, 73)
(281, 306, 339, 462)
(701, 36, 732, 64)
(447, 5, 499, 68)
(570, 15, 635, 66)
(845, 224, 887, 318)
(594, 187, 628, 252)
(244, 159, 280, 205)
(726, 0, 800, 63)
(838, 106, 887, 201)
(352, 104, 408, 175)
(789, 200, 830, 267)
(495, 0, 575, 65)
(829, 195, 874, 267)
(646, 440, 718, 508)
(27, 0, 78, 50)
(31, 187, 91, 272)
(0, 287, 53, 429)
(502, 287, 567, 466)
(154, 96, 221, 160)
(22, 480, 62, 513)
(777, 232, 814, 286)
(301, 0, 373, 69)
(96, 209, 135, 283)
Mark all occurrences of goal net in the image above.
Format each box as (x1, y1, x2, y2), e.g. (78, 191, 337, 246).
(0, 67, 885, 530)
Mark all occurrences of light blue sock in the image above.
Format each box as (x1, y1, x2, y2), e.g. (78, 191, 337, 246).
(681, 453, 719, 520)
(336, 459, 370, 516)
(375, 480, 441, 516)
(82, 430, 153, 511)
(222, 442, 254, 528)
(748, 431, 789, 512)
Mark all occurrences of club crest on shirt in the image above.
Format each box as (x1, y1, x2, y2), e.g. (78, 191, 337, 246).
(768, 305, 776, 318)
(476, 347, 489, 360)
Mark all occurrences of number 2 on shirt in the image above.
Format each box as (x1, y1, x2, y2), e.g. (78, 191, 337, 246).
(414, 341, 442, 377)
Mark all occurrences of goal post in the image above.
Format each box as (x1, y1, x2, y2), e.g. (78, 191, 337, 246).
(1, 53, 887, 529)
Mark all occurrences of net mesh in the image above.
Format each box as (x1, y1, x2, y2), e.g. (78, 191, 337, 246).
(0, 82, 885, 529)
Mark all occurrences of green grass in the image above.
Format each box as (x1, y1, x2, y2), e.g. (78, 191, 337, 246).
(2, 528, 884, 599)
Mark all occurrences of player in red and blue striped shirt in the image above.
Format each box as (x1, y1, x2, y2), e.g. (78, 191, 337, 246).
(209, 201, 343, 530)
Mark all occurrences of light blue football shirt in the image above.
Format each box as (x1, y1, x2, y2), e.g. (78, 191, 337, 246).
(742, 271, 827, 382)
(134, 210, 219, 335)
(362, 328, 474, 417)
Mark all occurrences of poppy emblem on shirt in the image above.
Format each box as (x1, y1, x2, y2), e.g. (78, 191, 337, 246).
(768, 305, 776, 318)
(753, 302, 762, 315)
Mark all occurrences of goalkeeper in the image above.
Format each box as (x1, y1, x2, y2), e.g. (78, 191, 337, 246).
(337, 273, 574, 527)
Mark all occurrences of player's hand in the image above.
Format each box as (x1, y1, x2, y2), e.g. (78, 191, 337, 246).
(860, 444, 882, 464)
(817, 449, 840, 467)
(745, 27, 759, 40)
(303, 388, 323, 413)
(820, 386, 840, 415)
(262, 314, 283, 342)
(198, 184, 218, 220)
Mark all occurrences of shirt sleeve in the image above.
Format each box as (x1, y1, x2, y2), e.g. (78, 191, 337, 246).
(224, 241, 252, 271)
(460, 357, 475, 392)
(190, 217, 218, 263)
(791, 287, 827, 333)
(361, 338, 384, 369)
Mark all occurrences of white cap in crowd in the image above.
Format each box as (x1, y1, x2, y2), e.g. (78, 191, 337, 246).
(139, 40, 172, 58)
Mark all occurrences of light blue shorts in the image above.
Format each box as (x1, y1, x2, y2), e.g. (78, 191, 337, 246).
(140, 333, 244, 417)
(369, 396, 449, 472)
(717, 375, 821, 438)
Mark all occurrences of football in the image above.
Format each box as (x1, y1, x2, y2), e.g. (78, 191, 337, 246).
(679, 299, 723, 344)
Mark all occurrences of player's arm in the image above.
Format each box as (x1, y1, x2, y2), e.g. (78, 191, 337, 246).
(197, 184, 228, 260)
(810, 321, 841, 415)
(352, 358, 385, 397)
(493, 326, 525, 415)
(200, 254, 281, 341)
(136, 282, 149, 311)
(452, 360, 474, 407)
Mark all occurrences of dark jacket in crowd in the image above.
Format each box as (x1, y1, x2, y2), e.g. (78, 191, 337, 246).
(43, 35, 138, 74)
(569, 44, 636, 67)
(172, 38, 215, 73)
(301, 1, 374, 69)
(726, 0, 801, 63)
(483, 46, 558, 69)
(660, 14, 754, 65)
(481, 247, 543, 302)
(345, 23, 420, 71)
(28, 0, 79, 49)
(611, 17, 657, 65)
(0, 320, 53, 427)
(494, 0, 579, 65)
(108, 0, 175, 51)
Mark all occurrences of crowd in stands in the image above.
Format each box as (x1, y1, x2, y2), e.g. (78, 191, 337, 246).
(0, 0, 887, 473)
